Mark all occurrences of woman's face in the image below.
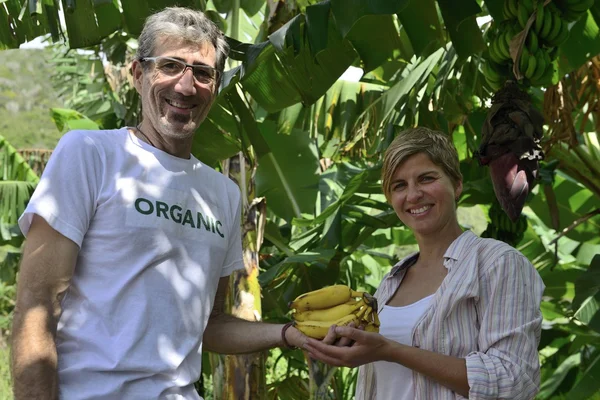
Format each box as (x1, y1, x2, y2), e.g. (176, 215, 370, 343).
(389, 152, 462, 237)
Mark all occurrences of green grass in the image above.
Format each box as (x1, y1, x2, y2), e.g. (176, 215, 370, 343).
(0, 340, 13, 400)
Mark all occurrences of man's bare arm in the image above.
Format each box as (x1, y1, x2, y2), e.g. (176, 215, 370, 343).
(11, 215, 78, 400)
(203, 276, 306, 354)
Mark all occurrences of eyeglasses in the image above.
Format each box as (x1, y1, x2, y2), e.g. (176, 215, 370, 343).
(139, 56, 220, 85)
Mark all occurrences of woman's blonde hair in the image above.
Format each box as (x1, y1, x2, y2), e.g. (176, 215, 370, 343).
(382, 127, 462, 201)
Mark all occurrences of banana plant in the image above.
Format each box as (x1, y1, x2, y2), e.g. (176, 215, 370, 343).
(0, 135, 39, 282)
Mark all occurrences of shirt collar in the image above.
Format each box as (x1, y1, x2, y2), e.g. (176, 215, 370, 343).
(388, 230, 477, 277)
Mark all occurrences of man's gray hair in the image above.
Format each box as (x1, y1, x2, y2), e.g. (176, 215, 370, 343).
(136, 7, 229, 74)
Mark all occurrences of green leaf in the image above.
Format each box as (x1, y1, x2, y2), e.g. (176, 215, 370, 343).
(121, 0, 151, 35)
(482, 0, 505, 22)
(362, 47, 444, 128)
(190, 119, 241, 167)
(330, 0, 409, 38)
(397, 0, 444, 57)
(225, 88, 269, 157)
(255, 122, 320, 222)
(345, 14, 400, 72)
(566, 352, 600, 400)
(537, 353, 581, 399)
(305, 1, 330, 55)
(50, 108, 100, 132)
(573, 255, 600, 312)
(436, 0, 486, 59)
(529, 173, 600, 242)
(559, 10, 600, 77)
(61, 0, 103, 48)
(94, 0, 121, 38)
(240, 0, 264, 17)
(258, 249, 336, 286)
(0, 5, 19, 49)
(0, 135, 39, 226)
(212, 0, 232, 14)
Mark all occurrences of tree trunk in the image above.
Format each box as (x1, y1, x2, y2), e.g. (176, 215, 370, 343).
(209, 153, 267, 399)
(306, 353, 337, 400)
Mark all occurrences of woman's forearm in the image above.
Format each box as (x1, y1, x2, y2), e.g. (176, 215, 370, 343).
(385, 342, 470, 398)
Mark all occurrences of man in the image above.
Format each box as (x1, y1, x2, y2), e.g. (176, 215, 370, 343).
(11, 7, 305, 399)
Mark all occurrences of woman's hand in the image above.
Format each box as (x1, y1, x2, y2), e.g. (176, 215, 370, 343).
(304, 325, 391, 367)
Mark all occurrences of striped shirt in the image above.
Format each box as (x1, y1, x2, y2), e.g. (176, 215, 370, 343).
(355, 230, 545, 400)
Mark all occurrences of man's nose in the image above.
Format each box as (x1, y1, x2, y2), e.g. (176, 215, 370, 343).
(174, 68, 197, 95)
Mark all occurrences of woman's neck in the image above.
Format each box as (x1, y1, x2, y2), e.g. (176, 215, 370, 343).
(414, 224, 463, 267)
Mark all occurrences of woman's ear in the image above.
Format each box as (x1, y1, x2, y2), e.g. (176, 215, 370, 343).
(455, 180, 463, 202)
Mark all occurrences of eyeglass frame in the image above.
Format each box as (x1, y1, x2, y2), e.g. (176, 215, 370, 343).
(138, 56, 221, 85)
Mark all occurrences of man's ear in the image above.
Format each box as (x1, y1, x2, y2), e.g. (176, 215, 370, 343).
(131, 60, 143, 94)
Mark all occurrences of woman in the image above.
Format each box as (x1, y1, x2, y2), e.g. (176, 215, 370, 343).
(305, 127, 545, 400)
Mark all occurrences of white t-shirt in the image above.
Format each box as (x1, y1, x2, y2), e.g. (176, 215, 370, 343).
(373, 294, 434, 400)
(19, 128, 244, 400)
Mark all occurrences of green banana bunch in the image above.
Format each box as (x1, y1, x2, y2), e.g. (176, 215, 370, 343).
(536, 4, 571, 46)
(290, 286, 380, 339)
(555, 0, 595, 22)
(483, 59, 510, 90)
(482, 202, 528, 246)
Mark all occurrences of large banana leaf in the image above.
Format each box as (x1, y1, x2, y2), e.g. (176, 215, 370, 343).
(0, 135, 39, 242)
(529, 173, 600, 242)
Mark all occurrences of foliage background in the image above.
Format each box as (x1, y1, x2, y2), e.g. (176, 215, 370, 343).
(0, 49, 64, 149)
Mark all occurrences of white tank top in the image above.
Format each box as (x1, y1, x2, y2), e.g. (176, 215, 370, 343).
(373, 294, 434, 400)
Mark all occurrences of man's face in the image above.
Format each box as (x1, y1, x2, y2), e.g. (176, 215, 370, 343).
(133, 37, 218, 141)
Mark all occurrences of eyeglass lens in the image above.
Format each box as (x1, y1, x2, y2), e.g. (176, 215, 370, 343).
(155, 58, 216, 84)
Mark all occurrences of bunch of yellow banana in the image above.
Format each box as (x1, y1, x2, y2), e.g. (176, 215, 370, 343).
(289, 285, 380, 339)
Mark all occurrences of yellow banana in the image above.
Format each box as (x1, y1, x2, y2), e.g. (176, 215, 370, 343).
(355, 303, 371, 321)
(373, 310, 381, 327)
(289, 285, 362, 312)
(293, 298, 364, 322)
(364, 323, 379, 333)
(361, 305, 373, 325)
(295, 313, 359, 339)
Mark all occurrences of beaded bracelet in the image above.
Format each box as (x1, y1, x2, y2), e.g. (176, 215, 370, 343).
(281, 321, 297, 349)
